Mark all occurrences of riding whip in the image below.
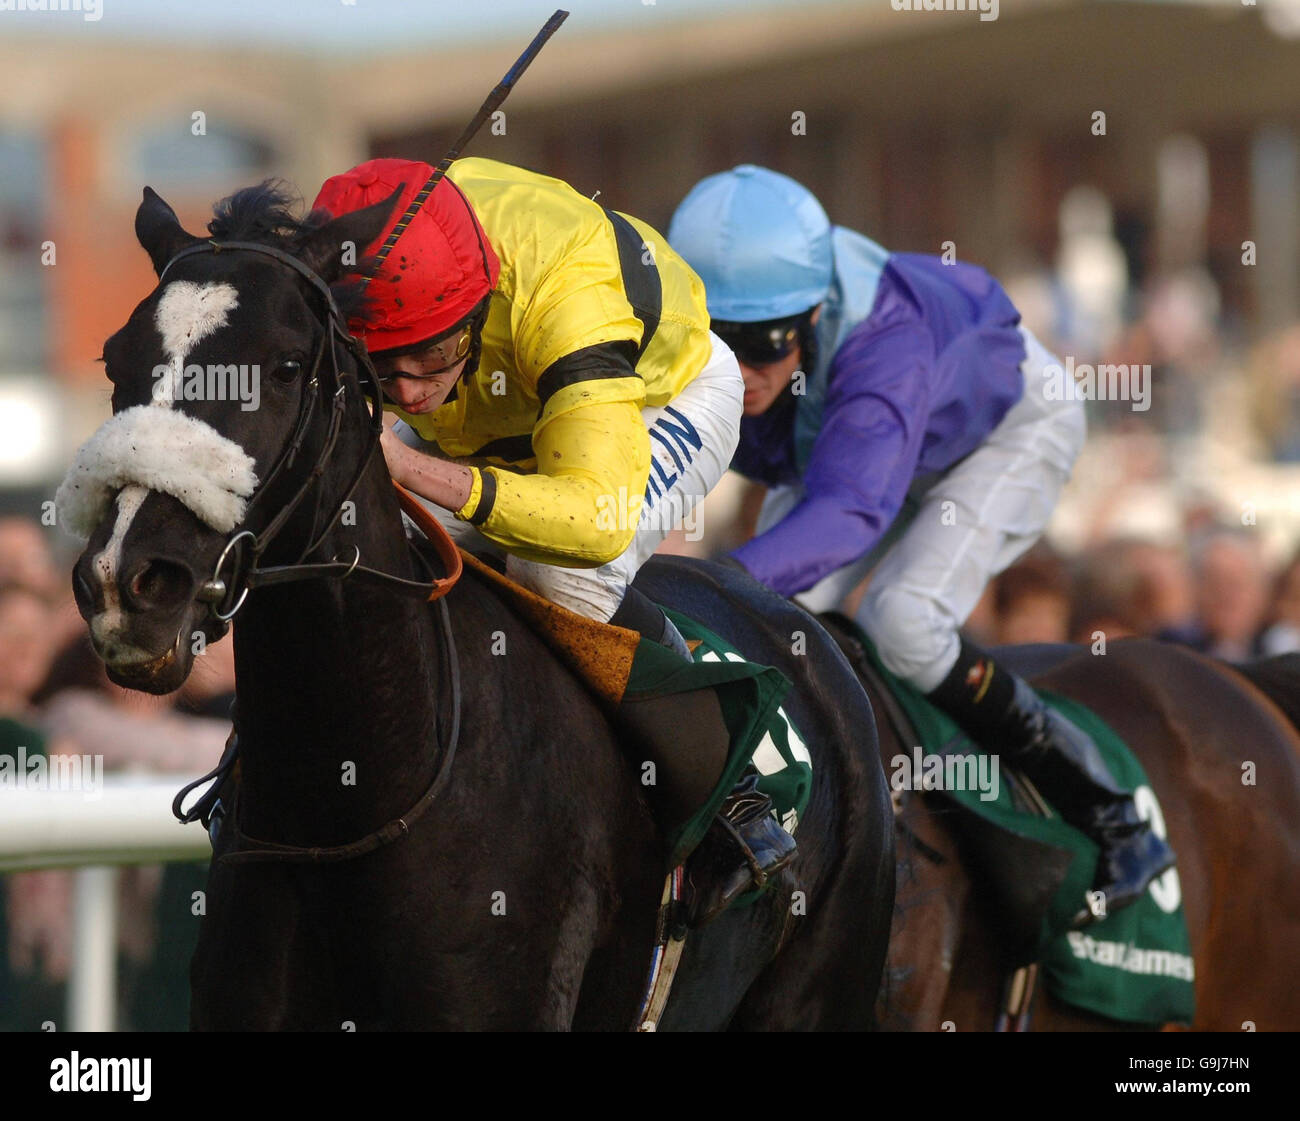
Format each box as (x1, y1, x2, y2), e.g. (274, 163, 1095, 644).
(359, 8, 570, 293)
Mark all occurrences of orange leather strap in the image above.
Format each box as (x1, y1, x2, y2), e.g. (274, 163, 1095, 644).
(392, 479, 464, 601)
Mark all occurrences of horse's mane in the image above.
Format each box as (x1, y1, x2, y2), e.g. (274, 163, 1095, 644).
(207, 179, 372, 322)
(208, 179, 319, 247)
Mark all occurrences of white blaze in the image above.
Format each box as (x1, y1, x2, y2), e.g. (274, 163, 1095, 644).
(151, 281, 239, 406)
(60, 277, 254, 634)
(88, 484, 148, 655)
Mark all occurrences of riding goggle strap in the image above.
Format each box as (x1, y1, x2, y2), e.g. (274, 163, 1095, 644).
(712, 314, 809, 367)
(370, 297, 491, 384)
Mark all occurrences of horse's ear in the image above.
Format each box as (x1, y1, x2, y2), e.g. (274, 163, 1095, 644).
(298, 184, 404, 283)
(136, 187, 202, 276)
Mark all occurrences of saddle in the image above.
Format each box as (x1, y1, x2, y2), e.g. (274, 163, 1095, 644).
(456, 548, 645, 707)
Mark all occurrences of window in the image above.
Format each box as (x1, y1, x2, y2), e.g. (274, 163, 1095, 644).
(129, 116, 278, 193)
(0, 130, 49, 372)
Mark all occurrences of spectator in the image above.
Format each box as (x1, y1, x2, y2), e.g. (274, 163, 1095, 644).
(992, 546, 1072, 644)
(0, 518, 58, 599)
(1069, 539, 1148, 644)
(1259, 548, 1300, 656)
(0, 516, 83, 650)
(0, 583, 58, 720)
(1069, 537, 1197, 645)
(1175, 530, 1269, 662)
(1130, 541, 1196, 639)
(0, 582, 68, 1029)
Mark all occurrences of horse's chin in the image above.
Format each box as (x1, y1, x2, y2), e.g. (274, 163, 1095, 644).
(102, 628, 195, 695)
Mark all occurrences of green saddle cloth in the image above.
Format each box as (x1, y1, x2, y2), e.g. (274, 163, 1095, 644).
(853, 628, 1195, 1026)
(625, 609, 812, 872)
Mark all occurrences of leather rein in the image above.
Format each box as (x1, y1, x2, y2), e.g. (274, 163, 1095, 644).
(165, 238, 464, 863)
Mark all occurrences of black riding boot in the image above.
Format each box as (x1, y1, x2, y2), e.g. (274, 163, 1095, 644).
(927, 638, 1176, 927)
(683, 767, 798, 927)
(610, 587, 796, 928)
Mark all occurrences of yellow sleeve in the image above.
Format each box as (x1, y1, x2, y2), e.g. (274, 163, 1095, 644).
(456, 400, 651, 568)
(512, 222, 646, 381)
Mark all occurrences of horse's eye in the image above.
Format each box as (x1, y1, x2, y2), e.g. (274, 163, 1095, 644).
(273, 359, 302, 382)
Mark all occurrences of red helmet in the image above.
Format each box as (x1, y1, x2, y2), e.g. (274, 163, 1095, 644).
(312, 158, 500, 353)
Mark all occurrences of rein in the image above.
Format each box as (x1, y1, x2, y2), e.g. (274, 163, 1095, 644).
(212, 589, 462, 865)
(163, 238, 464, 863)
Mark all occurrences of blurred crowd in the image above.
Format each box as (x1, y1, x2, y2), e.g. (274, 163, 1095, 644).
(0, 515, 232, 1031)
(963, 529, 1300, 662)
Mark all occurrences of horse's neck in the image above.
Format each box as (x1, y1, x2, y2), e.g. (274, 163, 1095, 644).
(232, 458, 442, 847)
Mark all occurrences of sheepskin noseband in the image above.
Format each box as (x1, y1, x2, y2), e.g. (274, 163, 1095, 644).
(57, 405, 258, 537)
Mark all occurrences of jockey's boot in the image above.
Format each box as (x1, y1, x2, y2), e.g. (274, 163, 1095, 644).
(610, 586, 797, 928)
(926, 638, 1176, 927)
(682, 766, 798, 928)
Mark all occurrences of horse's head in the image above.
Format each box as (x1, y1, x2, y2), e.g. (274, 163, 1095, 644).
(62, 182, 398, 693)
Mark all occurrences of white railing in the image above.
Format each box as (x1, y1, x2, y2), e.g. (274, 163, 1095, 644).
(0, 775, 210, 1032)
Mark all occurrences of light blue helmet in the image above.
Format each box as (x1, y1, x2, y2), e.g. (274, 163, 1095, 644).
(668, 165, 833, 323)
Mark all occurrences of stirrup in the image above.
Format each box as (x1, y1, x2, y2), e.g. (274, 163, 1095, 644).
(685, 798, 797, 928)
(714, 812, 772, 888)
(1070, 821, 1177, 928)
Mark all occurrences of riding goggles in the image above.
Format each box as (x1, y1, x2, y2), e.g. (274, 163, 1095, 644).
(712, 313, 811, 367)
(370, 297, 489, 383)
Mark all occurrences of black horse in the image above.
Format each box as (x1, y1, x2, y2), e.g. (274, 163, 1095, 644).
(65, 181, 894, 1030)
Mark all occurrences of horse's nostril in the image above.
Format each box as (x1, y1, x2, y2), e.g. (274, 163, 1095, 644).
(72, 564, 97, 616)
(124, 559, 193, 611)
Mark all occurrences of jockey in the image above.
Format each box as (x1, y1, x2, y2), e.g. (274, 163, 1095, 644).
(668, 165, 1174, 925)
(312, 157, 795, 925)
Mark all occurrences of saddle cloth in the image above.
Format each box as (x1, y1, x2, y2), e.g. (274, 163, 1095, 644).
(830, 615, 1195, 1027)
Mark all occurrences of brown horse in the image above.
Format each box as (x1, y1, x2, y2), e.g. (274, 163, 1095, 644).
(824, 623, 1300, 1032)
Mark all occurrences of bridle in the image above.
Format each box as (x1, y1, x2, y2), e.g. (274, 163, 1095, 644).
(158, 239, 462, 624)
(163, 238, 464, 863)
